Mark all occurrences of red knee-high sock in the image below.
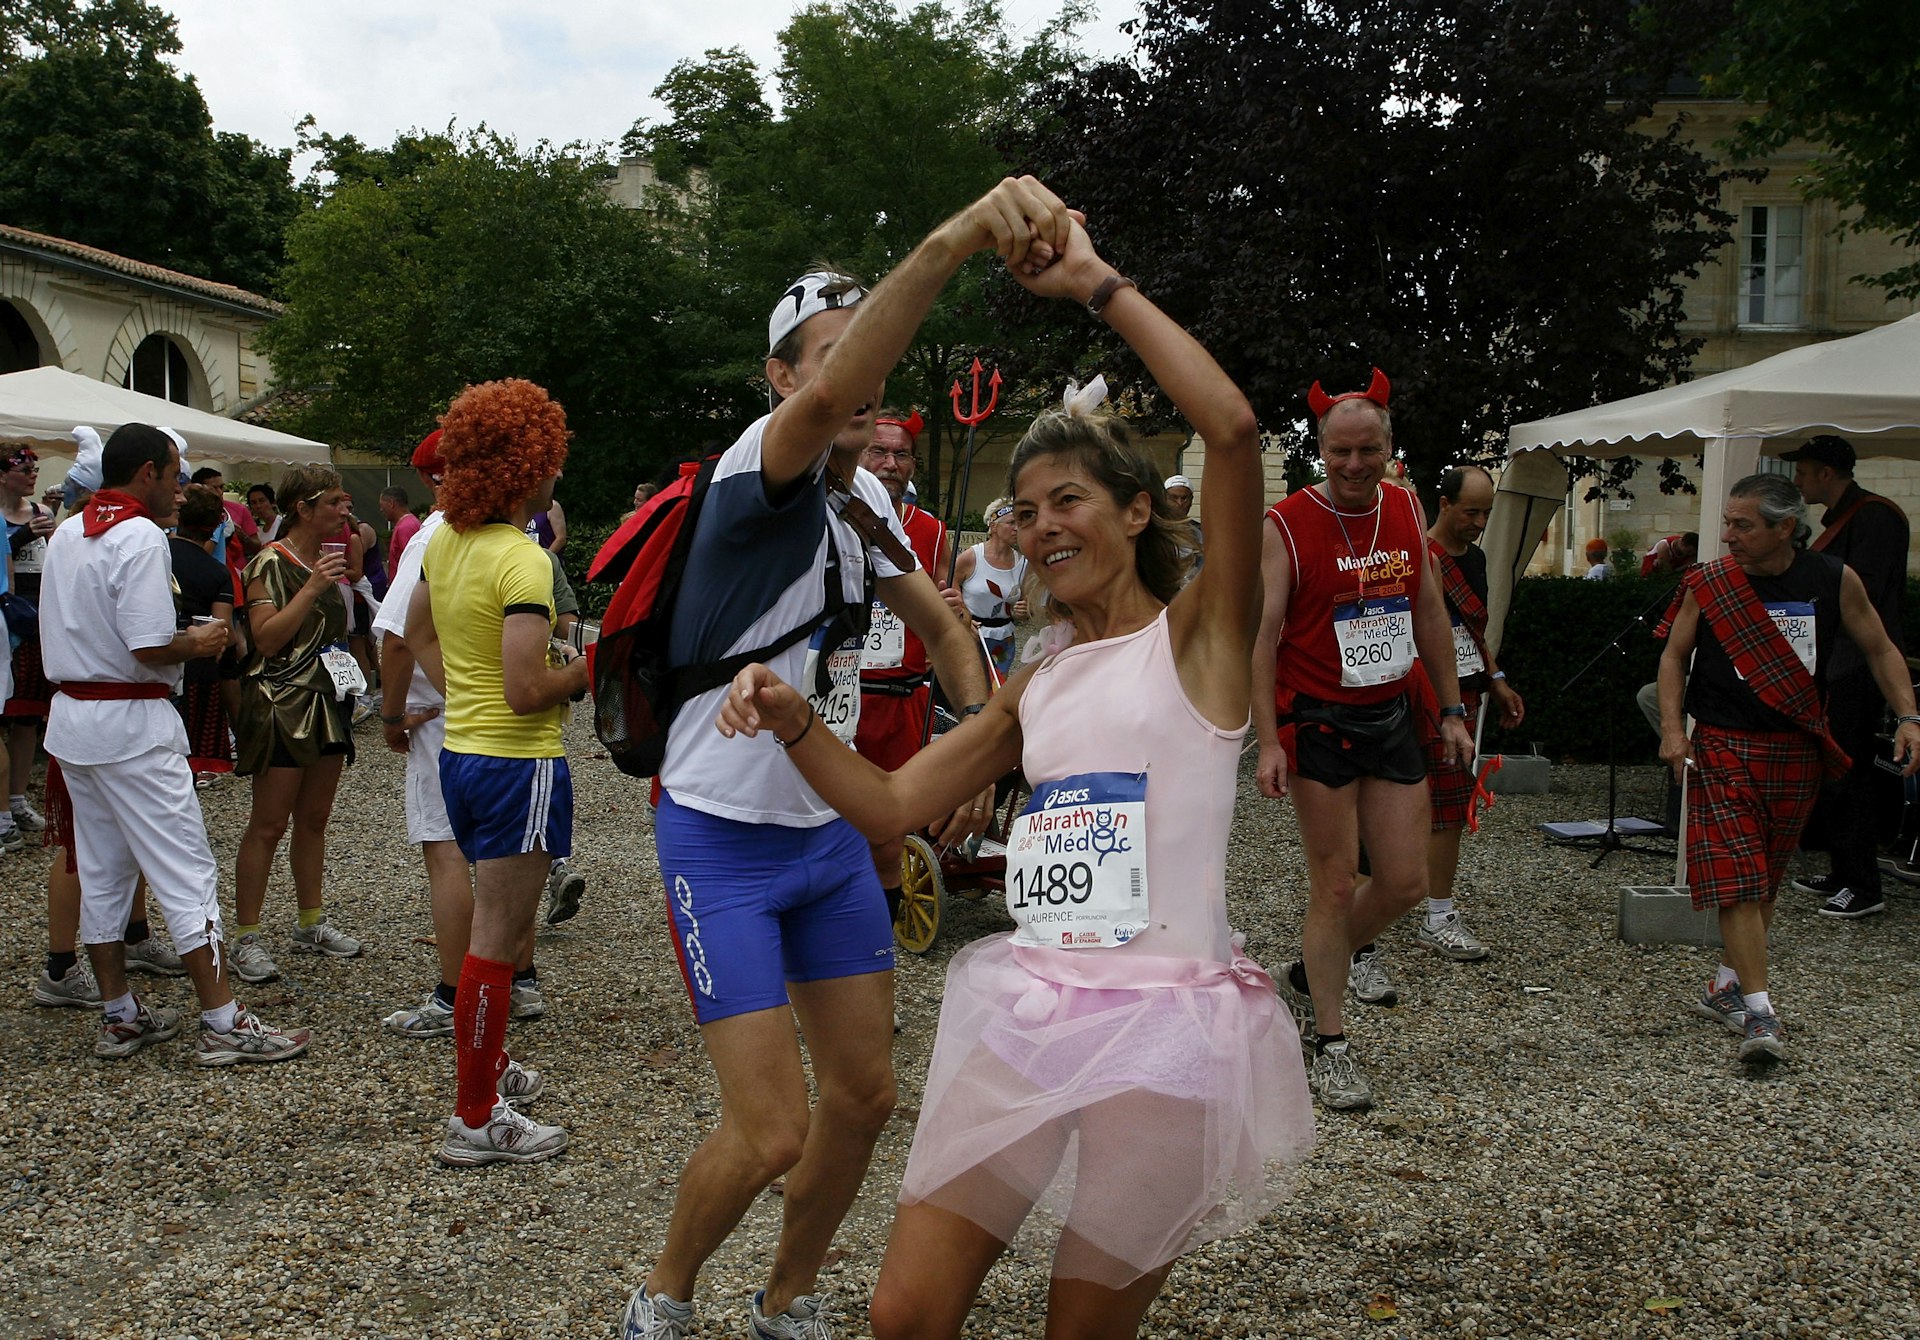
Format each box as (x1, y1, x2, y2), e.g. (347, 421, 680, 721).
(454, 953, 515, 1128)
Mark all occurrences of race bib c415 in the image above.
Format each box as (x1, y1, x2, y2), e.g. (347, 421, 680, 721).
(1334, 596, 1416, 688)
(1005, 771, 1149, 949)
(803, 629, 862, 743)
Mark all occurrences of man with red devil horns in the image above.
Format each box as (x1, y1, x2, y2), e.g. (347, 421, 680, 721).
(1252, 369, 1473, 1111)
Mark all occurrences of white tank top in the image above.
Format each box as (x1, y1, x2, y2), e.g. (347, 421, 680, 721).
(961, 542, 1026, 639)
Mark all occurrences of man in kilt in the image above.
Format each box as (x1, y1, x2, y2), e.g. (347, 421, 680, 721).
(1656, 473, 1920, 1063)
(1415, 466, 1525, 962)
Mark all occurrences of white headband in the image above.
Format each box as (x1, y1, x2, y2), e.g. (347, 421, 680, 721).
(768, 271, 867, 356)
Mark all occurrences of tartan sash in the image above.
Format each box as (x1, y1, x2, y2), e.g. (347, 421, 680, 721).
(1655, 556, 1850, 778)
(1429, 539, 1490, 668)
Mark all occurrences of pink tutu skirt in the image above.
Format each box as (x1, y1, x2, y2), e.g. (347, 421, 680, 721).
(900, 933, 1315, 1286)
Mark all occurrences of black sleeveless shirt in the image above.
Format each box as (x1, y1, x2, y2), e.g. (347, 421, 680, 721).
(1685, 549, 1845, 734)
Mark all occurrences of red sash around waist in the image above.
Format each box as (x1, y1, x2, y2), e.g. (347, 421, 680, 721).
(56, 682, 171, 701)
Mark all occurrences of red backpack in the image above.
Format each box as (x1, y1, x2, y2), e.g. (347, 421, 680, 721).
(587, 455, 852, 777)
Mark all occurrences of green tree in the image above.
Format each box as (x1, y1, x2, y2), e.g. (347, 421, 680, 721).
(631, 0, 1088, 511)
(0, 0, 297, 295)
(1004, 0, 1741, 497)
(260, 130, 711, 522)
(1670, 0, 1920, 298)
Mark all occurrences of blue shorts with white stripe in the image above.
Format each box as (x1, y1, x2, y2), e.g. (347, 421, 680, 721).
(439, 750, 574, 862)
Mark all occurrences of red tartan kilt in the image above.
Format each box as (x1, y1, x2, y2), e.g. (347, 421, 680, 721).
(44, 756, 76, 873)
(5, 639, 51, 718)
(1686, 724, 1821, 909)
(179, 678, 234, 773)
(1424, 694, 1481, 830)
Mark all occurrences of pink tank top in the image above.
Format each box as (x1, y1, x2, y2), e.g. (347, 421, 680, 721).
(1015, 609, 1246, 968)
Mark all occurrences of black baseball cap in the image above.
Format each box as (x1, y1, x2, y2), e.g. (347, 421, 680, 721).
(1781, 434, 1855, 471)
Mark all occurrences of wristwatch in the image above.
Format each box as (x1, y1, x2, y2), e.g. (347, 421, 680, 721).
(1087, 274, 1135, 316)
(1440, 704, 1468, 719)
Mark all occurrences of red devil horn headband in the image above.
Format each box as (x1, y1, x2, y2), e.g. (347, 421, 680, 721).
(1307, 367, 1391, 421)
(875, 410, 925, 444)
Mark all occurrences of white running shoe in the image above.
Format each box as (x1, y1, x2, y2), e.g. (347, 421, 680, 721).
(498, 1058, 544, 1103)
(196, 1007, 311, 1066)
(10, 798, 46, 832)
(34, 961, 100, 1008)
(1347, 947, 1400, 1005)
(290, 918, 362, 958)
(230, 932, 280, 984)
(383, 990, 455, 1038)
(95, 998, 182, 1058)
(1416, 911, 1490, 962)
(751, 1289, 835, 1339)
(124, 936, 187, 976)
(620, 1285, 694, 1339)
(436, 1100, 567, 1167)
(510, 977, 548, 1020)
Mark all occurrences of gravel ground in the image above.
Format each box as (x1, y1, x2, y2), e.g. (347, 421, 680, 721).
(3, 720, 1918, 1339)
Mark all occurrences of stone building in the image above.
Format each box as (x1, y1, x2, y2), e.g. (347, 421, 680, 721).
(0, 223, 279, 414)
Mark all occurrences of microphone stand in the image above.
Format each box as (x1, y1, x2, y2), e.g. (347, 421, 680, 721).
(1541, 583, 1677, 867)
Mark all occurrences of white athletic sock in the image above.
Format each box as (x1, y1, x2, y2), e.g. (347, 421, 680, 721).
(1426, 898, 1455, 927)
(1714, 964, 1739, 991)
(202, 1000, 239, 1033)
(8, 793, 24, 809)
(103, 992, 137, 1024)
(1742, 990, 1773, 1017)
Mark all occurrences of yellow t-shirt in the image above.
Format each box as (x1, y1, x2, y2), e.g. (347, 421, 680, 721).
(423, 523, 565, 757)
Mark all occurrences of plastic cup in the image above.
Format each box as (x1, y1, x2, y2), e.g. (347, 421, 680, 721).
(320, 541, 347, 559)
(191, 615, 216, 626)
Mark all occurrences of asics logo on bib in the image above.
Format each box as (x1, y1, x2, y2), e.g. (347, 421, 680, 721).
(1042, 786, 1092, 809)
(673, 876, 715, 998)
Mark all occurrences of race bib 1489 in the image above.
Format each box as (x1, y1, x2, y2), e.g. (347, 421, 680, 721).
(1005, 771, 1149, 949)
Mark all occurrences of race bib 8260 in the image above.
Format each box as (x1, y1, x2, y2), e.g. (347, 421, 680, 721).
(1334, 596, 1416, 688)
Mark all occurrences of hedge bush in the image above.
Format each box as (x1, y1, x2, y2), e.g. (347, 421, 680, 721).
(1489, 572, 1678, 764)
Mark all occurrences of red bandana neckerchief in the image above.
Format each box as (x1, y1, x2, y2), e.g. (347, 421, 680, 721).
(81, 489, 153, 538)
(1654, 556, 1850, 778)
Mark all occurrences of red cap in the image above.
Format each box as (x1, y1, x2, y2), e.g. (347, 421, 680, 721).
(411, 429, 445, 480)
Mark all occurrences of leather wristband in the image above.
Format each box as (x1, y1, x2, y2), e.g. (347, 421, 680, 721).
(776, 705, 818, 749)
(1087, 273, 1135, 317)
(380, 713, 405, 726)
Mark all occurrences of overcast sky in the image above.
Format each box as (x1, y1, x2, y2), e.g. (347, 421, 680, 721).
(165, 1, 1139, 162)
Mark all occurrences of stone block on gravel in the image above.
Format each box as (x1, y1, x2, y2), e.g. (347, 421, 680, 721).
(1485, 752, 1550, 794)
(1616, 883, 1722, 946)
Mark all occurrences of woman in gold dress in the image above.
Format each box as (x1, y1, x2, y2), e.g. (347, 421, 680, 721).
(229, 463, 364, 984)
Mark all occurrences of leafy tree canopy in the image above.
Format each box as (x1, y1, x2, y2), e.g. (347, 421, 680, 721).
(258, 129, 717, 522)
(0, 0, 297, 296)
(1006, 0, 1742, 499)
(1667, 0, 1920, 298)
(629, 0, 1090, 510)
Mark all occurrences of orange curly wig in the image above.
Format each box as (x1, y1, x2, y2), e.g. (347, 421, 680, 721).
(436, 378, 571, 532)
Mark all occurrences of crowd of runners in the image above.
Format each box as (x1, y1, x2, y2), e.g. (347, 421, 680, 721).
(8, 174, 1917, 1339)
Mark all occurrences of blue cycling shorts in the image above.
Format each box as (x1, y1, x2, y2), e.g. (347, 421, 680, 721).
(656, 790, 894, 1025)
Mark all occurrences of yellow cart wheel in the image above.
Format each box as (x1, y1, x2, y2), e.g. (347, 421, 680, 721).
(894, 834, 944, 954)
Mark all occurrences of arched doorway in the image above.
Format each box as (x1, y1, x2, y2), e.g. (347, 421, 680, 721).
(123, 332, 194, 405)
(0, 300, 39, 373)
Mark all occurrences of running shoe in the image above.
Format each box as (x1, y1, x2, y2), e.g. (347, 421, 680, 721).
(351, 694, 377, 726)
(10, 799, 46, 832)
(382, 990, 455, 1039)
(1308, 1043, 1373, 1111)
(1347, 947, 1400, 1006)
(620, 1285, 694, 1340)
(544, 858, 585, 926)
(34, 961, 100, 1008)
(1790, 872, 1841, 897)
(1738, 1010, 1786, 1063)
(124, 936, 187, 976)
(1416, 911, 1490, 962)
(510, 976, 547, 1020)
(195, 1008, 311, 1066)
(290, 918, 362, 957)
(435, 1100, 567, 1167)
(0, 821, 22, 853)
(1689, 978, 1747, 1035)
(1277, 960, 1316, 1050)
(230, 932, 280, 984)
(95, 998, 183, 1058)
(751, 1290, 835, 1340)
(498, 1058, 544, 1103)
(1817, 887, 1886, 920)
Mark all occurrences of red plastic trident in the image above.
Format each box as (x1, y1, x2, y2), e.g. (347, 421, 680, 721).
(950, 358, 1001, 425)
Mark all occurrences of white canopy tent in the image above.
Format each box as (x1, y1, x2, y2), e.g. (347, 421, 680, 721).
(1486, 312, 1920, 632)
(0, 366, 328, 483)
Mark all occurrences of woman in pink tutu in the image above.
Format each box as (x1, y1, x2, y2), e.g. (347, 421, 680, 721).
(718, 211, 1313, 1338)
